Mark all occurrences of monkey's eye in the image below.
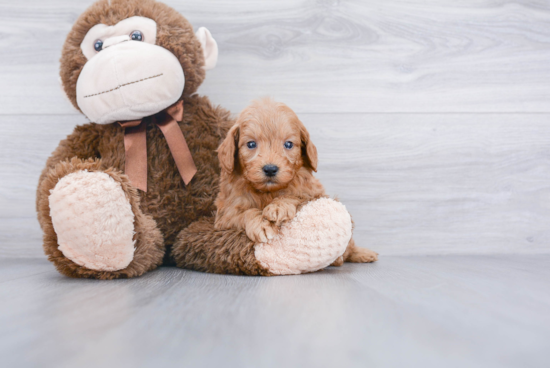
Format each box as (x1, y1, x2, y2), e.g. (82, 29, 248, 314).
(94, 39, 103, 52)
(247, 141, 257, 149)
(284, 141, 294, 149)
(130, 30, 144, 41)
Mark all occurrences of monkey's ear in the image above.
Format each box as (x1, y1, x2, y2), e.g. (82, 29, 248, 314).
(195, 27, 218, 70)
(217, 124, 240, 173)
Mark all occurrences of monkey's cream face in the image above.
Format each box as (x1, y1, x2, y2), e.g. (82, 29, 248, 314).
(75, 16, 217, 125)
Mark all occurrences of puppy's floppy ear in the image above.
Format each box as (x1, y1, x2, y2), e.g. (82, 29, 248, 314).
(299, 121, 318, 172)
(218, 124, 240, 173)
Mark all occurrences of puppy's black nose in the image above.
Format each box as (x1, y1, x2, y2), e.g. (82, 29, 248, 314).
(263, 164, 279, 177)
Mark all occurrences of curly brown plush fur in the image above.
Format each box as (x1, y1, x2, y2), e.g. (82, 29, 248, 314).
(172, 217, 272, 276)
(37, 0, 272, 279)
(37, 94, 238, 278)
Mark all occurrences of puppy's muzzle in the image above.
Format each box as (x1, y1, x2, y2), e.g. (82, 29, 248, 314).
(263, 164, 279, 177)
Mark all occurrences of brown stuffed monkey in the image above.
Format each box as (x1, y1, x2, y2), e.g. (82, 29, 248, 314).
(37, 0, 355, 279)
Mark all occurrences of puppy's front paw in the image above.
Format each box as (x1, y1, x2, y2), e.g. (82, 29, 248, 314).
(263, 202, 296, 226)
(246, 217, 279, 243)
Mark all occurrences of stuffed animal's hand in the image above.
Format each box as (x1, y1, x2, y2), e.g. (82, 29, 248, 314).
(246, 215, 279, 243)
(262, 201, 297, 227)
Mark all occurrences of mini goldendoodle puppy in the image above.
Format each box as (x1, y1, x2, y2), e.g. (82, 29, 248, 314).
(214, 98, 377, 266)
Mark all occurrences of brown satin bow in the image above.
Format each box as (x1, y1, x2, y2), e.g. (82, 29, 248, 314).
(118, 100, 197, 192)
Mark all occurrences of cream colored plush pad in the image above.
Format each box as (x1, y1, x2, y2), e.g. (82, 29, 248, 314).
(255, 198, 352, 275)
(49, 171, 136, 271)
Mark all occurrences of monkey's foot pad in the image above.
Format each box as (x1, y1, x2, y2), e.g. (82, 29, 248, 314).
(255, 198, 351, 275)
(49, 170, 136, 271)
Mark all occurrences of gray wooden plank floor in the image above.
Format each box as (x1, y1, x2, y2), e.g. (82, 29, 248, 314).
(1, 256, 549, 368)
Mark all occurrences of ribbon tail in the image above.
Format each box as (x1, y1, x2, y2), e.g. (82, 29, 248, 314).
(121, 120, 148, 192)
(157, 115, 197, 185)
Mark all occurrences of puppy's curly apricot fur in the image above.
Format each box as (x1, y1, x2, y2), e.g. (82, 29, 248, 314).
(214, 98, 378, 264)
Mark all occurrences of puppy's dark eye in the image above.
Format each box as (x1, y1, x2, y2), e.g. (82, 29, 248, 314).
(130, 30, 144, 41)
(247, 141, 257, 149)
(284, 141, 294, 149)
(94, 39, 103, 52)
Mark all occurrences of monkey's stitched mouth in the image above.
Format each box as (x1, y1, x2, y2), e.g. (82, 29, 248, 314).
(83, 73, 163, 98)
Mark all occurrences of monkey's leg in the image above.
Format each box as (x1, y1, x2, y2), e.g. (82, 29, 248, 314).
(172, 197, 354, 276)
(171, 217, 270, 276)
(37, 158, 164, 279)
(254, 197, 352, 275)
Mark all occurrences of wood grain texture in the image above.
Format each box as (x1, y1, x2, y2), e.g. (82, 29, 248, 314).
(305, 113, 550, 255)
(3, 113, 550, 257)
(1, 0, 550, 114)
(1, 256, 549, 368)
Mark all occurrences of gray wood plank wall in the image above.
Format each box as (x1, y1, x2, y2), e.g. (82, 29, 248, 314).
(1, 0, 550, 257)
